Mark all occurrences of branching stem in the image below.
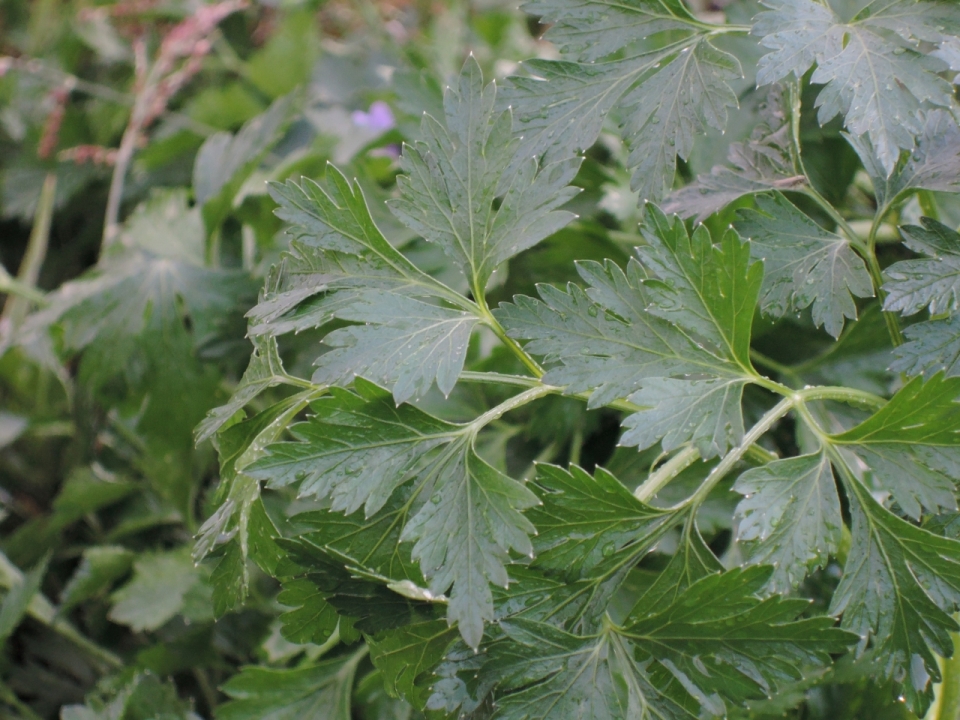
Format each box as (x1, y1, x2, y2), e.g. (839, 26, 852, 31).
(634, 445, 699, 502)
(678, 397, 794, 511)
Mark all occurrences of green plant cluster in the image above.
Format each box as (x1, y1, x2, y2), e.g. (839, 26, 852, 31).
(4, 0, 960, 718)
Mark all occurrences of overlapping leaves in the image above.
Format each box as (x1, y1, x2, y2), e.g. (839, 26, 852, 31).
(503, 0, 741, 204)
(754, 0, 960, 175)
(482, 567, 853, 720)
(247, 379, 538, 648)
(246, 57, 578, 405)
(499, 207, 761, 458)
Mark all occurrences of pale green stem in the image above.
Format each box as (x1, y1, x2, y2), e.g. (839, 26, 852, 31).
(471, 385, 557, 430)
(568, 425, 583, 467)
(798, 385, 887, 409)
(677, 397, 794, 511)
(634, 445, 700, 502)
(475, 300, 545, 379)
(749, 349, 803, 387)
(931, 632, 960, 720)
(1, 173, 55, 328)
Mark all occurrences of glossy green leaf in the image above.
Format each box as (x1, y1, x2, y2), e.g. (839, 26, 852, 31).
(734, 453, 843, 592)
(248, 380, 538, 648)
(884, 217, 960, 316)
(754, 0, 960, 174)
(218, 650, 365, 720)
(388, 56, 580, 292)
(832, 374, 960, 519)
(736, 192, 873, 338)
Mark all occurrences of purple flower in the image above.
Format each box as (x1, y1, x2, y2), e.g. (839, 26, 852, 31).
(351, 101, 395, 132)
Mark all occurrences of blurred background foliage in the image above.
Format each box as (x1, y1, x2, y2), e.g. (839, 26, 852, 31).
(0, 0, 927, 717)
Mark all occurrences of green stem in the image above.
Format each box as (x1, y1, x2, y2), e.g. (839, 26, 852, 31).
(749, 350, 798, 379)
(0, 269, 47, 307)
(0, 681, 44, 720)
(1, 173, 55, 328)
(678, 397, 794, 511)
(798, 385, 887, 409)
(799, 185, 868, 253)
(634, 445, 699, 502)
(745, 443, 779, 465)
(933, 631, 960, 720)
(568, 425, 583, 467)
(459, 371, 543, 389)
(863, 218, 905, 347)
(476, 300, 545, 379)
(471, 385, 556, 430)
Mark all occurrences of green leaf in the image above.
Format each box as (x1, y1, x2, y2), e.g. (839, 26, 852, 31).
(487, 567, 853, 719)
(260, 166, 449, 324)
(635, 522, 723, 609)
(60, 546, 135, 611)
(622, 567, 855, 708)
(0, 556, 47, 647)
(846, 109, 960, 211)
(736, 192, 873, 338)
(891, 314, 960, 378)
(195, 335, 296, 442)
(489, 619, 701, 719)
(521, 0, 704, 62)
(499, 212, 759, 456)
(528, 464, 675, 579)
(193, 92, 297, 233)
(503, 2, 741, 203)
(275, 577, 340, 645)
(21, 248, 251, 391)
(498, 261, 730, 408)
(218, 650, 365, 720)
(733, 453, 843, 592)
(387, 56, 580, 292)
(308, 292, 479, 402)
(640, 207, 761, 368)
(663, 85, 803, 222)
(830, 476, 960, 712)
(754, 0, 960, 174)
(368, 620, 459, 709)
(194, 394, 311, 614)
(623, 376, 748, 459)
(884, 217, 960, 316)
(255, 165, 477, 404)
(108, 551, 206, 632)
(277, 501, 444, 638)
(832, 374, 960, 519)
(62, 673, 199, 720)
(248, 380, 538, 648)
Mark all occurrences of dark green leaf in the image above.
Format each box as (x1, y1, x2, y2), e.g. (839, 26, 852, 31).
(891, 314, 960, 378)
(831, 476, 960, 712)
(60, 546, 135, 611)
(663, 85, 803, 221)
(388, 56, 580, 292)
(503, 27, 740, 203)
(528, 464, 675, 579)
(846, 110, 960, 211)
(108, 551, 206, 632)
(832, 374, 960, 519)
(884, 217, 960, 316)
(0, 556, 47, 647)
(734, 452, 843, 592)
(754, 0, 960, 174)
(736, 192, 873, 338)
(193, 93, 297, 232)
(218, 650, 365, 720)
(275, 577, 340, 645)
(248, 380, 538, 647)
(368, 620, 458, 709)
